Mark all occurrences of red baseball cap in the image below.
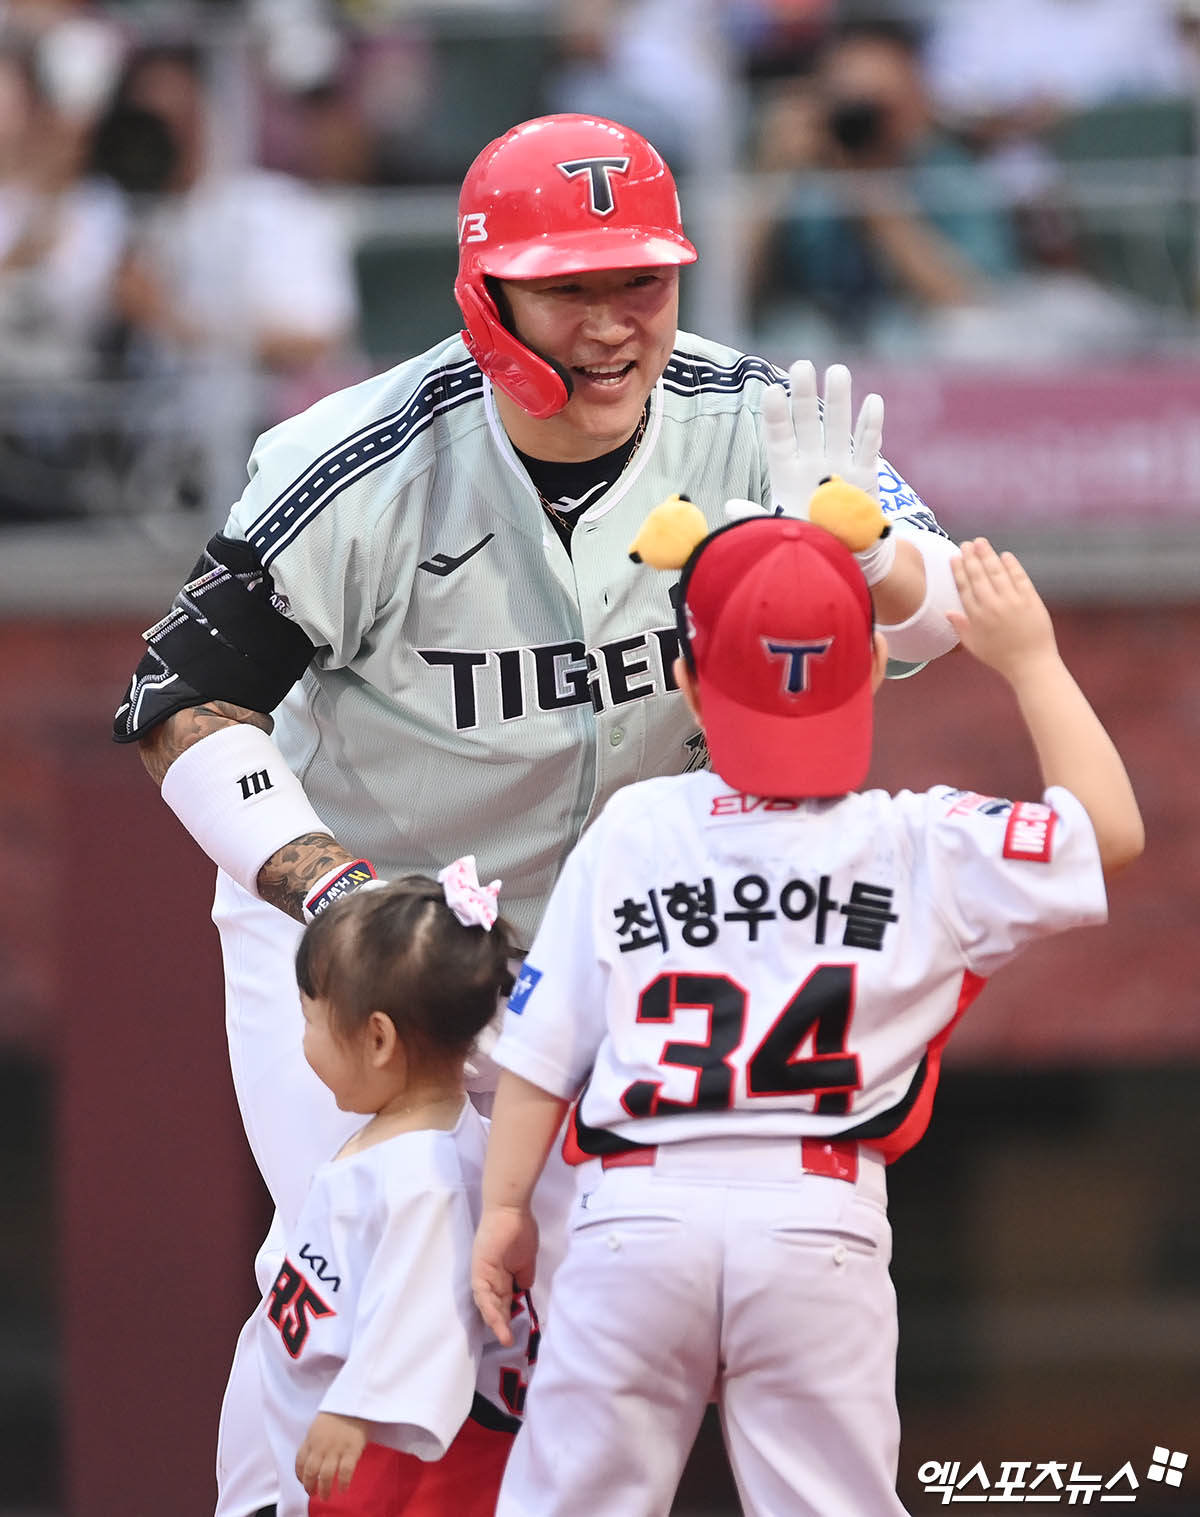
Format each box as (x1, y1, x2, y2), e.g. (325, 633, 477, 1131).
(679, 516, 875, 797)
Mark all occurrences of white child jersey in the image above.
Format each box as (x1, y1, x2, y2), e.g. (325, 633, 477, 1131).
(223, 332, 947, 946)
(256, 1100, 535, 1517)
(493, 771, 1107, 1160)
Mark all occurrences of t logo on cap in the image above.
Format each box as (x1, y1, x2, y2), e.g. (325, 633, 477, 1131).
(676, 517, 877, 798)
(763, 637, 834, 695)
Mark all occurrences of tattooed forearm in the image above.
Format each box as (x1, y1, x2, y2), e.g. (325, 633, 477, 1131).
(257, 833, 358, 923)
(138, 702, 274, 787)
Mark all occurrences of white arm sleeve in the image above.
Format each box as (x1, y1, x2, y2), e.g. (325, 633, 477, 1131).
(159, 723, 333, 896)
(878, 529, 963, 664)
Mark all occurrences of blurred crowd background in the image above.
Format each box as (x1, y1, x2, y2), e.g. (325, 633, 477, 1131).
(0, 3, 1197, 1515)
(0, 0, 1200, 529)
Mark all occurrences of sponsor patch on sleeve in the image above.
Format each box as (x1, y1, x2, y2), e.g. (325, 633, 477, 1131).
(507, 963, 543, 1015)
(1002, 801, 1057, 862)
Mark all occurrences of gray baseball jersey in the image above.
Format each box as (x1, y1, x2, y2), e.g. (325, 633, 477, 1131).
(226, 331, 947, 943)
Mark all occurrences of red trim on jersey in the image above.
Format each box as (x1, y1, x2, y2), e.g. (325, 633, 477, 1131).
(865, 969, 987, 1164)
(561, 1104, 587, 1165)
(306, 1417, 515, 1516)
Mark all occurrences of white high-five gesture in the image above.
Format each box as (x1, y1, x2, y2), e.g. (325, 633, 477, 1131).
(763, 360, 885, 513)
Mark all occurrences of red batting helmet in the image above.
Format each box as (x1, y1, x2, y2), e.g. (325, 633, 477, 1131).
(454, 114, 698, 418)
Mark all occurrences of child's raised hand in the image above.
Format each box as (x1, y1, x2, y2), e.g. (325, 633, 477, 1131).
(296, 1411, 370, 1501)
(472, 1205, 538, 1346)
(947, 538, 1058, 683)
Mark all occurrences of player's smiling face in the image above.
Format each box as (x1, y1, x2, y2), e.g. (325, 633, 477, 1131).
(300, 991, 372, 1112)
(498, 266, 679, 461)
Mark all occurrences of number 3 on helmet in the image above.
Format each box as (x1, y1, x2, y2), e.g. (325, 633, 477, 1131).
(454, 114, 698, 419)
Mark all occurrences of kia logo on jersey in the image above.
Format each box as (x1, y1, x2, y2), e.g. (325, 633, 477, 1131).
(556, 156, 631, 216)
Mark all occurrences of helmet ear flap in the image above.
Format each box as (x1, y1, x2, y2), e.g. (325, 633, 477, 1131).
(455, 275, 571, 420)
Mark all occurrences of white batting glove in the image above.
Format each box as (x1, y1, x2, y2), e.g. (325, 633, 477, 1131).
(763, 360, 885, 512)
(748, 361, 896, 584)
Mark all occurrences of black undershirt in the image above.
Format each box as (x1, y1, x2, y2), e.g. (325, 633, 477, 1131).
(514, 402, 649, 553)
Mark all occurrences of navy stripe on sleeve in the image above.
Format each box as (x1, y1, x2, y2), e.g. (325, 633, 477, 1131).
(663, 350, 785, 397)
(247, 360, 483, 565)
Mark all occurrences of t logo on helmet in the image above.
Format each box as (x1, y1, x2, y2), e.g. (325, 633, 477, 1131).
(556, 156, 631, 217)
(454, 117, 695, 418)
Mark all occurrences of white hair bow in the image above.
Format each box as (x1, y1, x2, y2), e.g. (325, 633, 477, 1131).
(437, 855, 502, 930)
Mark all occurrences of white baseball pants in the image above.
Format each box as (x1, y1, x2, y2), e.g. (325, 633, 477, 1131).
(497, 1135, 910, 1517)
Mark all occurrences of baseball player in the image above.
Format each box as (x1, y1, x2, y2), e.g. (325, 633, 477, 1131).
(260, 868, 536, 1517)
(472, 518, 1143, 1517)
(112, 113, 965, 1517)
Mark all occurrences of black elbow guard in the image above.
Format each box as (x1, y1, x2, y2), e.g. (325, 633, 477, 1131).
(113, 534, 317, 743)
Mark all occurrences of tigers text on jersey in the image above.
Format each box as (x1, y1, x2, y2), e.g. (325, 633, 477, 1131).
(256, 1100, 535, 1517)
(493, 772, 1107, 1161)
(225, 332, 944, 945)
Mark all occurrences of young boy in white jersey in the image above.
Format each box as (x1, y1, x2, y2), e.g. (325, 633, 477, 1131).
(471, 515, 1143, 1517)
(258, 862, 537, 1517)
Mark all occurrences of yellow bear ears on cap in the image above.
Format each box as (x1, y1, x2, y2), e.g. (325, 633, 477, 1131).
(806, 477, 888, 554)
(627, 493, 709, 569)
(627, 479, 888, 571)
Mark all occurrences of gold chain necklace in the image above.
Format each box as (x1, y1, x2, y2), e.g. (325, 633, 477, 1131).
(536, 404, 650, 530)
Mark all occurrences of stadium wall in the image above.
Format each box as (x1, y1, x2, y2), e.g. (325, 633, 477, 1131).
(0, 608, 1195, 1515)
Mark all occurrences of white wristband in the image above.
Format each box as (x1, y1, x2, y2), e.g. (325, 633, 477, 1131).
(303, 861, 386, 922)
(160, 724, 332, 897)
(854, 527, 897, 587)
